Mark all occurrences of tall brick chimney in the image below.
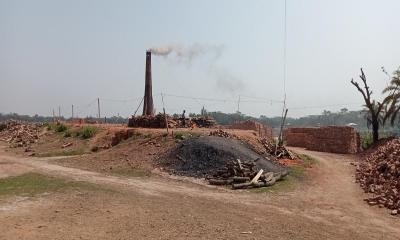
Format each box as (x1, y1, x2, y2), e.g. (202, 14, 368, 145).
(143, 51, 154, 116)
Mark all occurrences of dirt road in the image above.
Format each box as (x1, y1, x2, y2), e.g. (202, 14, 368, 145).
(1, 145, 399, 240)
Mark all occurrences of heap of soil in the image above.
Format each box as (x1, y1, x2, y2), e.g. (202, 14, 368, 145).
(161, 136, 287, 178)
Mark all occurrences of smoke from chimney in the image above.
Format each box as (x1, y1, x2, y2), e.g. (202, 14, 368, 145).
(148, 43, 223, 63)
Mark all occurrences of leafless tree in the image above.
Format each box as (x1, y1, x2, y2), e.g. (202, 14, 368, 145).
(351, 68, 385, 143)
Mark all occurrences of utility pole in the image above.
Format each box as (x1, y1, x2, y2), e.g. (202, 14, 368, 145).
(52, 109, 55, 122)
(161, 93, 169, 133)
(237, 95, 241, 113)
(278, 108, 288, 146)
(72, 105, 74, 119)
(58, 106, 61, 119)
(97, 98, 101, 121)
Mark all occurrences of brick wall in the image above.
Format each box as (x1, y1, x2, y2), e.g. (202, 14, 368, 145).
(229, 120, 273, 139)
(284, 126, 360, 154)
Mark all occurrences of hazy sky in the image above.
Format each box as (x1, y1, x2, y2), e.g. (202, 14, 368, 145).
(1, 0, 400, 118)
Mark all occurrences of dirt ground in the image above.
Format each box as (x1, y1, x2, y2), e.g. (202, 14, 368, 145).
(1, 141, 400, 240)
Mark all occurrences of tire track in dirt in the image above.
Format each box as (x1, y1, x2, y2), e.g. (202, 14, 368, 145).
(2, 145, 400, 239)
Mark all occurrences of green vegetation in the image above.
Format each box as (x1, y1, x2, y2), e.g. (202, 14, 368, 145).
(63, 129, 72, 137)
(143, 133, 152, 138)
(111, 168, 150, 178)
(361, 132, 374, 149)
(55, 124, 68, 132)
(298, 154, 318, 168)
(35, 149, 86, 157)
(174, 132, 186, 140)
(80, 126, 98, 139)
(45, 123, 98, 139)
(0, 173, 102, 197)
(252, 154, 318, 193)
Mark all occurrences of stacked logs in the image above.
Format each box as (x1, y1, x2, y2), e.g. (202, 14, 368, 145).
(190, 117, 216, 128)
(128, 114, 215, 129)
(259, 138, 296, 160)
(209, 129, 238, 139)
(208, 159, 287, 189)
(128, 113, 178, 128)
(356, 138, 400, 215)
(0, 120, 41, 148)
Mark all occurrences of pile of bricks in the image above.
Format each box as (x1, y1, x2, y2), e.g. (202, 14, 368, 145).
(356, 138, 400, 215)
(228, 120, 273, 139)
(284, 126, 361, 154)
(0, 120, 41, 148)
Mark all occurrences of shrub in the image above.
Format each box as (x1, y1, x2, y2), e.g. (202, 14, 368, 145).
(55, 124, 68, 132)
(63, 130, 71, 137)
(81, 126, 97, 139)
(361, 132, 374, 150)
(174, 132, 185, 140)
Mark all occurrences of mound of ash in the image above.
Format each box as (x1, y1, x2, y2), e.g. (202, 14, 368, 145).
(356, 138, 400, 215)
(161, 136, 287, 178)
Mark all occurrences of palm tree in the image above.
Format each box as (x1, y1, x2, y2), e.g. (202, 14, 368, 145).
(383, 68, 400, 125)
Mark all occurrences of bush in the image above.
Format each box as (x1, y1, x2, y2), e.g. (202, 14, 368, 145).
(55, 124, 68, 132)
(361, 132, 374, 150)
(80, 126, 97, 139)
(63, 130, 71, 137)
(174, 132, 185, 140)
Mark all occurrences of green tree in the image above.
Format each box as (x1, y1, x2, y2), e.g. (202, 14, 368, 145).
(383, 68, 400, 125)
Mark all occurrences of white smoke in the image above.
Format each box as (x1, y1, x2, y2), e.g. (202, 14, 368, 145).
(148, 43, 224, 62)
(148, 43, 243, 94)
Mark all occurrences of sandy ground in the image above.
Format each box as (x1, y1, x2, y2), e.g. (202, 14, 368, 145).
(0, 144, 400, 240)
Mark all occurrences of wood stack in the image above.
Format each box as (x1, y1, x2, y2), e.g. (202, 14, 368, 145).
(259, 138, 296, 160)
(190, 117, 216, 128)
(209, 129, 238, 139)
(356, 138, 400, 215)
(208, 159, 287, 189)
(128, 113, 177, 128)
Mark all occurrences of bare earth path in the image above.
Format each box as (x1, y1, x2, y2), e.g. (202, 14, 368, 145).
(0, 145, 399, 240)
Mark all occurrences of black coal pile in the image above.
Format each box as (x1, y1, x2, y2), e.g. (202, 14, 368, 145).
(161, 136, 287, 179)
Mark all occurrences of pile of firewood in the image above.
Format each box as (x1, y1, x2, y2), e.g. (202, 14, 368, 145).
(259, 138, 296, 160)
(128, 114, 216, 129)
(207, 159, 287, 189)
(356, 138, 400, 215)
(190, 117, 215, 128)
(128, 113, 178, 128)
(0, 120, 41, 148)
(209, 129, 238, 139)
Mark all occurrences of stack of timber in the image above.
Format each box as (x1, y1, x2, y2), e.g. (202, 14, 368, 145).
(209, 129, 238, 139)
(190, 117, 216, 128)
(259, 138, 296, 160)
(128, 114, 215, 129)
(208, 159, 287, 189)
(128, 113, 177, 128)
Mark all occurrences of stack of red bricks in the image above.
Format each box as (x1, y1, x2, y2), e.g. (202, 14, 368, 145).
(229, 120, 273, 139)
(284, 126, 360, 154)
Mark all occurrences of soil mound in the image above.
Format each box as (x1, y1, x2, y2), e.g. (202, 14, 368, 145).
(162, 136, 287, 178)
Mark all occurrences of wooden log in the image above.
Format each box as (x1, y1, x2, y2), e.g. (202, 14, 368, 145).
(209, 179, 233, 185)
(250, 169, 264, 184)
(232, 177, 250, 183)
(262, 172, 274, 182)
